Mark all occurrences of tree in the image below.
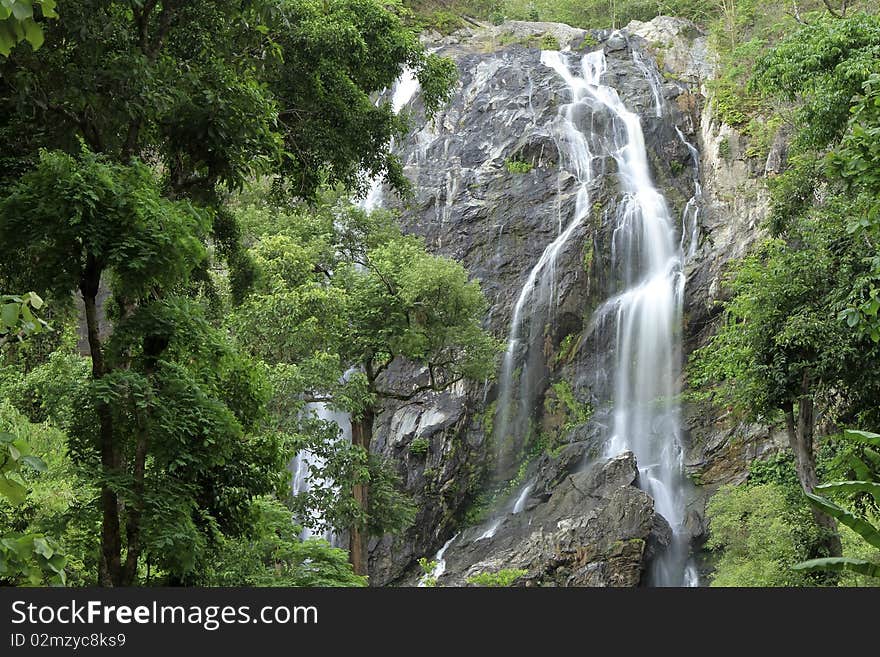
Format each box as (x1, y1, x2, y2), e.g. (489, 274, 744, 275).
(0, 0, 457, 586)
(0, 0, 455, 200)
(689, 207, 880, 555)
(0, 149, 289, 585)
(695, 10, 880, 556)
(202, 496, 367, 587)
(231, 202, 499, 576)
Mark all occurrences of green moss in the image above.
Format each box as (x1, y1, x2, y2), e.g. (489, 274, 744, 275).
(553, 332, 581, 367)
(743, 115, 783, 160)
(418, 10, 466, 35)
(576, 33, 599, 50)
(718, 136, 731, 160)
(539, 34, 560, 50)
(549, 379, 593, 429)
(582, 242, 594, 273)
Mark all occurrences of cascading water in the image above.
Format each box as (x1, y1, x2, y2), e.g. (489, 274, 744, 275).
(417, 533, 459, 587)
(492, 56, 597, 477)
(539, 48, 697, 587)
(361, 69, 421, 212)
(675, 126, 702, 260)
(291, 403, 352, 544)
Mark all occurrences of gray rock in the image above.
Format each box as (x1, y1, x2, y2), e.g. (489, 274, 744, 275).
(605, 31, 627, 52)
(365, 17, 775, 586)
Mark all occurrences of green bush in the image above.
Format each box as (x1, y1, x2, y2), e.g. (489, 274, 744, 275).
(504, 158, 533, 174)
(409, 437, 430, 457)
(466, 568, 527, 586)
(706, 482, 819, 586)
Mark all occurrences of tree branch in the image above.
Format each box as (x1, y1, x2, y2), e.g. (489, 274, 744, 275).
(376, 373, 464, 401)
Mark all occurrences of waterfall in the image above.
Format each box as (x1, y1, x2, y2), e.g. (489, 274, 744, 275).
(291, 403, 352, 545)
(361, 68, 420, 212)
(418, 533, 459, 586)
(540, 48, 697, 586)
(492, 55, 596, 477)
(675, 126, 702, 260)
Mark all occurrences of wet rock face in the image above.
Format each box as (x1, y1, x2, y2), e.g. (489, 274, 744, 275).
(367, 18, 769, 586)
(394, 451, 668, 587)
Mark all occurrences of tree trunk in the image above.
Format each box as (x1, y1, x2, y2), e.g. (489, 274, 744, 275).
(121, 427, 148, 586)
(81, 262, 123, 586)
(349, 407, 375, 578)
(783, 385, 842, 557)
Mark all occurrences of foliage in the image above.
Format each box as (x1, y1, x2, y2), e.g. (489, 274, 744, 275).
(231, 201, 496, 564)
(504, 158, 533, 174)
(0, 147, 293, 585)
(418, 556, 437, 586)
(0, 400, 69, 585)
(706, 482, 819, 586)
(0, 0, 56, 56)
(0, 148, 209, 302)
(466, 568, 526, 586)
(0, 0, 455, 202)
(794, 429, 880, 581)
(752, 12, 880, 151)
(689, 208, 876, 424)
(204, 497, 366, 587)
(0, 292, 48, 349)
(409, 437, 430, 456)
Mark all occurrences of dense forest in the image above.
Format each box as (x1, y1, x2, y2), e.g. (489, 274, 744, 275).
(1, 0, 879, 588)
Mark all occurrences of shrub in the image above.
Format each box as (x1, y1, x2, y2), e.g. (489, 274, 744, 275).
(466, 568, 527, 586)
(504, 158, 533, 174)
(409, 437, 430, 457)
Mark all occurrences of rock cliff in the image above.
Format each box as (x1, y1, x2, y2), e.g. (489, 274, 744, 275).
(365, 17, 777, 586)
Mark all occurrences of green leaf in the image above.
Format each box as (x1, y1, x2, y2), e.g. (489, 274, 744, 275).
(816, 480, 880, 504)
(0, 475, 28, 505)
(848, 454, 872, 482)
(22, 17, 41, 50)
(845, 429, 880, 448)
(793, 557, 880, 578)
(11, 1, 32, 21)
(20, 455, 46, 472)
(32, 536, 53, 559)
(40, 0, 57, 19)
(0, 432, 14, 444)
(805, 492, 880, 549)
(24, 291, 43, 309)
(1, 303, 19, 328)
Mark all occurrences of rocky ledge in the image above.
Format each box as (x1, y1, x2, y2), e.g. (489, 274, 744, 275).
(398, 451, 670, 587)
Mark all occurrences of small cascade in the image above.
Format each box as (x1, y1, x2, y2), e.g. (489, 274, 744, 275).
(361, 69, 421, 211)
(675, 126, 702, 260)
(291, 402, 352, 545)
(512, 484, 532, 514)
(476, 519, 501, 541)
(632, 49, 663, 118)
(492, 51, 597, 477)
(418, 533, 459, 586)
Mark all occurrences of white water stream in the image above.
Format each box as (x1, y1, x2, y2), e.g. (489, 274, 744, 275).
(529, 49, 697, 586)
